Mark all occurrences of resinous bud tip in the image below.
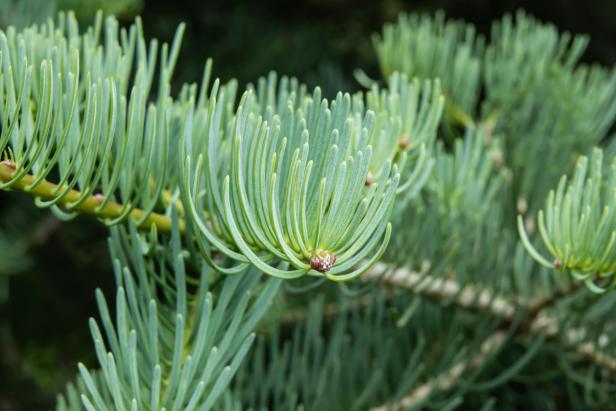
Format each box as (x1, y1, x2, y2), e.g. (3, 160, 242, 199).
(310, 251, 336, 273)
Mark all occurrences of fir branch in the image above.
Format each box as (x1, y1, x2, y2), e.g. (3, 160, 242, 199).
(576, 341, 616, 372)
(529, 313, 616, 373)
(179, 75, 441, 280)
(518, 149, 616, 293)
(58, 218, 282, 410)
(363, 262, 517, 321)
(281, 258, 556, 326)
(369, 331, 508, 411)
(0, 160, 183, 233)
(364, 262, 582, 322)
(367, 261, 616, 408)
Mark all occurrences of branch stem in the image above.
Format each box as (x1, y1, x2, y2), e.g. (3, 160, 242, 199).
(363, 262, 517, 321)
(0, 162, 183, 233)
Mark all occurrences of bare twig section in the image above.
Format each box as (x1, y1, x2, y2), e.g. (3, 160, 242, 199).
(370, 331, 507, 411)
(363, 262, 517, 321)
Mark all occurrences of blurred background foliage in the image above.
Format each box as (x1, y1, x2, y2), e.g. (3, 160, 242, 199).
(0, 0, 614, 409)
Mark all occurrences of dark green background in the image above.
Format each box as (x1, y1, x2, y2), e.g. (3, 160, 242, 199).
(0, 0, 614, 409)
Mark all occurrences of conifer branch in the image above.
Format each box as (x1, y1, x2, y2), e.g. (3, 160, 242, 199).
(529, 313, 616, 373)
(0, 161, 182, 233)
(367, 262, 616, 409)
(576, 341, 616, 372)
(364, 262, 583, 321)
(281, 261, 571, 325)
(363, 262, 517, 321)
(518, 149, 616, 293)
(2, 7, 614, 409)
(369, 331, 508, 411)
(282, 262, 611, 381)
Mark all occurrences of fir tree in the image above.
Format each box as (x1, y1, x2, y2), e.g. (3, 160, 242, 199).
(1, 4, 616, 410)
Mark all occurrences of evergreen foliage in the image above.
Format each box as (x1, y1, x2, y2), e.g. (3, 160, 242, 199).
(1, 3, 616, 410)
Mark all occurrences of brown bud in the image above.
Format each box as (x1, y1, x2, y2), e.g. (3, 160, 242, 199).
(1, 159, 16, 170)
(365, 172, 374, 187)
(310, 252, 336, 273)
(554, 259, 562, 269)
